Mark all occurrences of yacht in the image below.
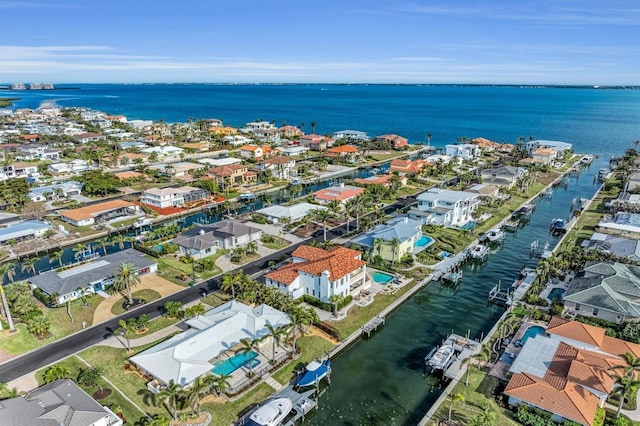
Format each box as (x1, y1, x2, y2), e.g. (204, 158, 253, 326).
(469, 244, 489, 260)
(296, 359, 331, 388)
(247, 398, 293, 426)
(425, 345, 456, 372)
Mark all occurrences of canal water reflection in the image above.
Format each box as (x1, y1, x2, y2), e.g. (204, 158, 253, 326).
(304, 159, 606, 426)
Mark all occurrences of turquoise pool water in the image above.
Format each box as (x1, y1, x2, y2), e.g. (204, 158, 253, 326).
(414, 235, 434, 247)
(548, 287, 566, 301)
(212, 351, 259, 376)
(372, 272, 394, 284)
(521, 325, 546, 344)
(460, 221, 476, 230)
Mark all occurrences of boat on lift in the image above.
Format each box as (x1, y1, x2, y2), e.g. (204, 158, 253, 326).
(239, 192, 257, 201)
(469, 244, 489, 260)
(550, 218, 566, 235)
(296, 359, 331, 388)
(246, 398, 293, 426)
(424, 344, 456, 372)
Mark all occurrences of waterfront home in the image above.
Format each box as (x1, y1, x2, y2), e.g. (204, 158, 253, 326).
(299, 134, 335, 151)
(350, 215, 425, 261)
(0, 379, 123, 426)
(28, 181, 83, 202)
(255, 156, 297, 180)
(332, 129, 369, 142)
(374, 134, 408, 149)
(48, 159, 91, 175)
(581, 232, 640, 261)
(73, 132, 105, 144)
(563, 261, 640, 323)
(28, 249, 156, 305)
(264, 245, 368, 301)
(279, 145, 310, 157)
(626, 172, 640, 191)
(596, 211, 640, 237)
(445, 143, 480, 160)
(0, 162, 39, 180)
(173, 220, 262, 259)
(141, 145, 184, 160)
(223, 135, 253, 147)
(389, 158, 428, 175)
(0, 220, 50, 244)
(198, 157, 242, 168)
(207, 163, 257, 189)
(149, 161, 202, 177)
(60, 199, 139, 227)
(141, 186, 210, 209)
(526, 140, 573, 157)
(15, 144, 60, 161)
(409, 188, 480, 228)
(130, 300, 290, 387)
(325, 145, 359, 163)
(467, 183, 500, 199)
(531, 147, 557, 165)
(116, 152, 148, 166)
(278, 125, 304, 138)
(480, 165, 524, 188)
(211, 126, 239, 137)
(354, 174, 407, 188)
(256, 202, 327, 223)
(313, 183, 365, 205)
(505, 317, 639, 426)
(114, 171, 146, 181)
(471, 137, 501, 152)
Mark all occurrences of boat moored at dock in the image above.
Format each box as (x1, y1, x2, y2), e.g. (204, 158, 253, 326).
(246, 397, 293, 426)
(480, 228, 505, 244)
(468, 244, 489, 261)
(296, 359, 331, 388)
(550, 217, 567, 235)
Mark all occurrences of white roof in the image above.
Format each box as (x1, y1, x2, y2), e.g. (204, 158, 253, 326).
(198, 157, 242, 166)
(257, 202, 327, 221)
(417, 187, 478, 203)
(130, 300, 289, 386)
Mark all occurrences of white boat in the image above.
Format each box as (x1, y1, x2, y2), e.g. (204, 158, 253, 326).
(425, 345, 456, 371)
(484, 228, 505, 243)
(469, 244, 489, 260)
(579, 155, 593, 165)
(239, 192, 257, 201)
(133, 218, 153, 228)
(247, 398, 293, 426)
(504, 219, 519, 232)
(598, 168, 609, 181)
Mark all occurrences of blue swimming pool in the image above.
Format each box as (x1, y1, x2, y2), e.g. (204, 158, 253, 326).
(521, 325, 546, 344)
(414, 235, 434, 247)
(548, 287, 566, 301)
(460, 221, 476, 231)
(212, 351, 259, 376)
(372, 272, 394, 284)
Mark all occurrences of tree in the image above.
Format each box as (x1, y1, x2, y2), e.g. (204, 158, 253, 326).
(310, 208, 331, 242)
(20, 257, 39, 275)
(156, 379, 182, 421)
(72, 243, 87, 260)
(610, 372, 640, 418)
(112, 263, 141, 305)
(49, 250, 64, 268)
(213, 373, 231, 396)
(245, 241, 258, 255)
(390, 237, 400, 265)
(185, 375, 206, 416)
(264, 323, 286, 364)
(77, 170, 123, 196)
(163, 300, 183, 318)
(220, 273, 238, 299)
(43, 364, 70, 383)
(448, 393, 465, 423)
(95, 237, 110, 255)
(373, 238, 384, 257)
(110, 234, 131, 251)
(116, 318, 137, 352)
(3, 262, 15, 283)
(136, 314, 150, 331)
(287, 308, 310, 354)
(235, 338, 261, 378)
(0, 265, 16, 331)
(76, 367, 101, 387)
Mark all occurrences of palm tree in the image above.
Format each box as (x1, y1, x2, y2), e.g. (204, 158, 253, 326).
(116, 318, 137, 352)
(20, 257, 38, 276)
(185, 376, 206, 416)
(448, 393, 465, 423)
(610, 372, 640, 418)
(373, 238, 384, 257)
(213, 373, 231, 396)
(235, 337, 261, 378)
(95, 237, 110, 255)
(390, 237, 400, 265)
(264, 324, 285, 364)
(43, 364, 71, 383)
(49, 250, 64, 268)
(287, 308, 310, 354)
(245, 241, 258, 255)
(310, 208, 331, 242)
(72, 243, 87, 260)
(471, 406, 496, 426)
(110, 234, 130, 251)
(220, 273, 238, 299)
(112, 263, 141, 305)
(4, 262, 15, 283)
(156, 379, 182, 421)
(0, 283, 15, 332)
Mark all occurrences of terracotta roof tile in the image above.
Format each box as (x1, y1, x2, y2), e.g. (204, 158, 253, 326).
(546, 316, 605, 347)
(60, 200, 135, 222)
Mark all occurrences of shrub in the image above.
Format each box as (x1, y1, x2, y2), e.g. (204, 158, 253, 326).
(316, 321, 341, 340)
(302, 294, 333, 312)
(32, 287, 51, 306)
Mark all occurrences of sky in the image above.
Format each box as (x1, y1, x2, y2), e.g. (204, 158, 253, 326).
(0, 0, 638, 85)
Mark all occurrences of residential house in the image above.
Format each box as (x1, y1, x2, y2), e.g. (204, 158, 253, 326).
(354, 174, 407, 187)
(0, 162, 39, 180)
(389, 158, 428, 175)
(256, 202, 327, 223)
(265, 245, 368, 301)
(207, 163, 257, 189)
(0, 379, 123, 426)
(211, 126, 238, 137)
(409, 188, 480, 228)
(596, 212, 640, 237)
(28, 249, 156, 305)
(627, 172, 640, 191)
(325, 145, 359, 162)
(467, 183, 500, 199)
(116, 152, 148, 166)
(240, 144, 275, 160)
(114, 171, 145, 181)
(299, 134, 334, 151)
(48, 159, 91, 175)
(278, 125, 304, 138)
(581, 232, 640, 262)
(332, 129, 369, 142)
(181, 141, 210, 152)
(222, 135, 252, 147)
(480, 165, 524, 188)
(130, 300, 290, 386)
(350, 215, 427, 262)
(313, 184, 365, 205)
(16, 144, 60, 161)
(28, 181, 83, 202)
(374, 134, 408, 149)
(531, 147, 557, 165)
(280, 146, 310, 157)
(74, 132, 105, 144)
(255, 156, 297, 180)
(173, 220, 262, 259)
(149, 162, 202, 177)
(60, 199, 139, 227)
(445, 143, 480, 160)
(141, 186, 210, 209)
(0, 220, 51, 244)
(505, 317, 640, 426)
(563, 261, 640, 323)
(471, 137, 500, 152)
(526, 140, 573, 157)
(198, 157, 242, 168)
(141, 145, 184, 160)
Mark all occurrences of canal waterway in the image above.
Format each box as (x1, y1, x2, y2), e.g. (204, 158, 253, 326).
(304, 158, 607, 425)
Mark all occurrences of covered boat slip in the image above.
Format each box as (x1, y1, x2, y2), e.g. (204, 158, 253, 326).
(424, 333, 483, 380)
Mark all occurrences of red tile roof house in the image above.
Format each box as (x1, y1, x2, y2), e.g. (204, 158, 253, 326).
(324, 145, 359, 162)
(375, 134, 408, 150)
(298, 134, 335, 151)
(313, 183, 365, 204)
(353, 174, 407, 187)
(389, 158, 430, 175)
(504, 316, 640, 426)
(264, 245, 368, 301)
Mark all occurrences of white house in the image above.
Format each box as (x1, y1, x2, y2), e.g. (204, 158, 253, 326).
(410, 188, 480, 228)
(29, 181, 83, 202)
(173, 220, 263, 259)
(141, 186, 210, 209)
(141, 145, 184, 160)
(255, 156, 297, 180)
(526, 140, 572, 157)
(333, 129, 369, 142)
(48, 159, 91, 175)
(265, 245, 368, 301)
(223, 135, 254, 147)
(445, 143, 480, 160)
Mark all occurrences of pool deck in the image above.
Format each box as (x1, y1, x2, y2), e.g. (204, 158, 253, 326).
(488, 321, 546, 381)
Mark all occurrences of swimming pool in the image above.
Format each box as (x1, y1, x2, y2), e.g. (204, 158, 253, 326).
(372, 272, 394, 284)
(414, 235, 434, 247)
(460, 221, 476, 231)
(212, 351, 259, 376)
(548, 287, 566, 301)
(521, 325, 546, 344)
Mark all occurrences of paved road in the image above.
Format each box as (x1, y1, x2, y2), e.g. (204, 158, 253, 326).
(0, 195, 418, 383)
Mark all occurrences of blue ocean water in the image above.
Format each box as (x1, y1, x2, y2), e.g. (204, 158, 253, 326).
(5, 84, 639, 157)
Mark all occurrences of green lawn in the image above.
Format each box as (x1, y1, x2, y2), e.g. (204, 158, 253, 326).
(110, 289, 162, 315)
(155, 253, 224, 286)
(261, 235, 289, 250)
(0, 323, 56, 354)
(272, 336, 336, 385)
(201, 383, 274, 426)
(425, 368, 519, 426)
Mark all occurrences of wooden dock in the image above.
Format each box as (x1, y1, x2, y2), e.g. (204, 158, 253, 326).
(362, 315, 385, 337)
(424, 333, 482, 381)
